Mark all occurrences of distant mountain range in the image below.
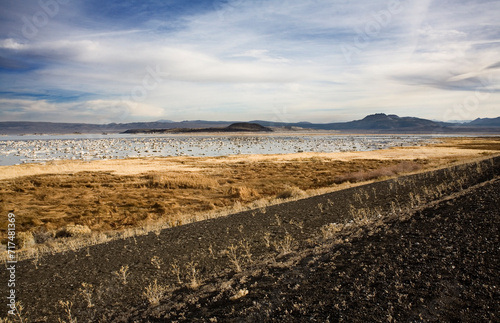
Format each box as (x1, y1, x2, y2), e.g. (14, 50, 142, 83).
(467, 117, 500, 127)
(1, 114, 500, 134)
(251, 114, 453, 131)
(0, 120, 233, 135)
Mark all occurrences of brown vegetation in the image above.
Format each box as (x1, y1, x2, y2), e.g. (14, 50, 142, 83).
(0, 159, 427, 244)
(332, 160, 423, 183)
(0, 137, 499, 254)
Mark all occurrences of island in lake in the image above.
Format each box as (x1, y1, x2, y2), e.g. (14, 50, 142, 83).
(122, 122, 273, 134)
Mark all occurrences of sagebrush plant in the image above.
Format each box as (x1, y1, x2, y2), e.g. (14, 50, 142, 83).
(349, 205, 371, 222)
(276, 186, 306, 199)
(150, 256, 163, 269)
(274, 214, 282, 226)
(57, 300, 76, 323)
(239, 239, 252, 262)
(8, 301, 26, 323)
(144, 279, 168, 305)
(56, 225, 92, 238)
(289, 219, 304, 232)
(31, 249, 40, 269)
(113, 265, 130, 285)
(320, 223, 343, 240)
(79, 282, 94, 308)
(17, 231, 35, 249)
(186, 261, 200, 289)
(274, 232, 295, 255)
(225, 244, 242, 272)
(171, 262, 182, 284)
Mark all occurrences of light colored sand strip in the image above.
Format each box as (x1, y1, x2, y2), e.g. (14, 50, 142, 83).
(0, 146, 496, 180)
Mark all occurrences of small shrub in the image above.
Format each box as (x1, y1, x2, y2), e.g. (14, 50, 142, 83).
(5, 301, 25, 323)
(320, 223, 343, 240)
(55, 225, 91, 238)
(239, 240, 252, 262)
(113, 265, 130, 285)
(79, 282, 94, 308)
(151, 256, 163, 269)
(225, 244, 242, 272)
(187, 262, 200, 289)
(32, 229, 54, 244)
(171, 262, 182, 284)
(273, 232, 295, 255)
(233, 186, 260, 201)
(144, 279, 168, 305)
(17, 232, 35, 249)
(276, 186, 306, 199)
(58, 300, 77, 323)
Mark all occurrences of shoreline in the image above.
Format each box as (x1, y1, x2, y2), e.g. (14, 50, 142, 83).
(1, 137, 498, 180)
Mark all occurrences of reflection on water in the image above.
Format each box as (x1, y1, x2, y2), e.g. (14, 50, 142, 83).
(0, 133, 436, 166)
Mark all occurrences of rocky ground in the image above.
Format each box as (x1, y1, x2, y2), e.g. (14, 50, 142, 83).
(1, 156, 499, 322)
(142, 177, 499, 322)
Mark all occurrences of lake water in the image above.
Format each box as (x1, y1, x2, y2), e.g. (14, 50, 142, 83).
(0, 133, 439, 166)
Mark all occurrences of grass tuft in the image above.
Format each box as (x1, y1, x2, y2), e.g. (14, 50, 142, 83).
(276, 186, 306, 199)
(144, 279, 168, 306)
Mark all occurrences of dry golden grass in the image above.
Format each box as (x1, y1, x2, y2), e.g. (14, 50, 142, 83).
(145, 172, 220, 190)
(0, 136, 499, 257)
(332, 160, 423, 184)
(276, 186, 307, 199)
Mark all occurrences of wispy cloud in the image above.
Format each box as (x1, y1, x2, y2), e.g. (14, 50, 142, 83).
(0, 0, 499, 122)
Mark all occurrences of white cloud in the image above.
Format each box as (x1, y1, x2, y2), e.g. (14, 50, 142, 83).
(232, 49, 290, 63)
(0, 38, 27, 50)
(1, 0, 499, 122)
(0, 98, 165, 123)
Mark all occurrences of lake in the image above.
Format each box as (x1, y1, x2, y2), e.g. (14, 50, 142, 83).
(0, 133, 440, 166)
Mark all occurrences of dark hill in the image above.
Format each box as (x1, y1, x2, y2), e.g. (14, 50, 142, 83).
(468, 117, 500, 127)
(0, 121, 233, 135)
(253, 114, 456, 132)
(332, 113, 451, 131)
(225, 122, 273, 132)
(122, 122, 273, 134)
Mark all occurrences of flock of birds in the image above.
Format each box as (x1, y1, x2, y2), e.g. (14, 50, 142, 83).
(0, 134, 431, 166)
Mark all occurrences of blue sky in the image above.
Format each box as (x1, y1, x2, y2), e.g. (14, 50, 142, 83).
(0, 0, 499, 123)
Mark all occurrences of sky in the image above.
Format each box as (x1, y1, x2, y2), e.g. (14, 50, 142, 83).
(0, 0, 499, 124)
